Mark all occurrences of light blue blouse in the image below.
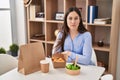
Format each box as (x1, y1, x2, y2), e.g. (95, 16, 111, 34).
(52, 31, 93, 65)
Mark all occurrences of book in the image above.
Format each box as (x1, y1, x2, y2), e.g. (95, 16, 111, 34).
(94, 18, 111, 24)
(94, 20, 107, 24)
(94, 18, 111, 21)
(88, 5, 98, 24)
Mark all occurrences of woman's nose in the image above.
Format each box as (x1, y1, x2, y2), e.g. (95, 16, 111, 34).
(71, 19, 75, 23)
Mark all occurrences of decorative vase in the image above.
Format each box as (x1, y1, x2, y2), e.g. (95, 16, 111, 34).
(97, 40, 104, 47)
(54, 29, 59, 37)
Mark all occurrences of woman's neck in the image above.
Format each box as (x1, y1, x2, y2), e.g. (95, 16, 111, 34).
(69, 30, 79, 40)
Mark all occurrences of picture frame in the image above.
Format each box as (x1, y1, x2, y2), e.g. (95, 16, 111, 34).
(55, 12, 64, 21)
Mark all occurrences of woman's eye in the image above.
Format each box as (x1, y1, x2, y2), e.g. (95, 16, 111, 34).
(69, 17, 72, 20)
(74, 17, 79, 20)
(68, 17, 79, 20)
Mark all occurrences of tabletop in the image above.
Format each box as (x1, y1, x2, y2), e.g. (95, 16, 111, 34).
(0, 58, 105, 80)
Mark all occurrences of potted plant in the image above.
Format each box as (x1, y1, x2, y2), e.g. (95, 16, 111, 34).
(0, 47, 6, 54)
(9, 43, 19, 56)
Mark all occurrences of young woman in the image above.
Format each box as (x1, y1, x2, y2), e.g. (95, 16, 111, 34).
(52, 7, 93, 65)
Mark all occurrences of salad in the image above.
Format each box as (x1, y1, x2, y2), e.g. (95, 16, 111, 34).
(66, 63, 80, 70)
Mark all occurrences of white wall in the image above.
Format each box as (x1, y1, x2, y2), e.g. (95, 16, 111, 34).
(14, 0, 27, 45)
(10, 0, 17, 44)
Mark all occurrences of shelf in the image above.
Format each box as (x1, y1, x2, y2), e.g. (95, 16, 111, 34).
(46, 20, 63, 23)
(30, 39, 46, 43)
(29, 18, 45, 22)
(87, 23, 111, 27)
(93, 43, 110, 52)
(46, 41, 55, 44)
(46, 20, 87, 25)
(45, 41, 110, 52)
(30, 37, 45, 41)
(30, 34, 45, 41)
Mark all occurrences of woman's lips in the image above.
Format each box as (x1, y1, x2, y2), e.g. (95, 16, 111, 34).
(71, 25, 76, 27)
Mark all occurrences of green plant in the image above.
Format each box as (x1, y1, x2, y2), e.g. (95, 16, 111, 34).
(9, 44, 19, 53)
(0, 47, 6, 54)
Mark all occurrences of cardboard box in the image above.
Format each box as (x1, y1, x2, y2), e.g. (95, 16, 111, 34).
(52, 54, 66, 68)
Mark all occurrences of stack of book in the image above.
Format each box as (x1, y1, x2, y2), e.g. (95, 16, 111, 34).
(94, 18, 111, 24)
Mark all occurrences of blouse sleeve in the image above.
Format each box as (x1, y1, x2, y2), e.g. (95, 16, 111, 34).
(68, 32, 92, 65)
(52, 32, 63, 54)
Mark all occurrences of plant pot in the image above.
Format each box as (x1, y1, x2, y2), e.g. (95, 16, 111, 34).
(11, 52, 18, 57)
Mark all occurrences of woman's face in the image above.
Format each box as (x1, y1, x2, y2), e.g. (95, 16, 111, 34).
(67, 11, 80, 31)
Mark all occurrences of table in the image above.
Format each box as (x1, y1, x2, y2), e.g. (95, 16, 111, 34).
(0, 58, 105, 80)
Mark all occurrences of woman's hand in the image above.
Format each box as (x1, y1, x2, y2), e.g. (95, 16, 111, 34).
(61, 51, 71, 56)
(61, 51, 71, 60)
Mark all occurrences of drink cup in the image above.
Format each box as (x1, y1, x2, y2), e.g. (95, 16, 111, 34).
(40, 60, 49, 73)
(101, 74, 113, 80)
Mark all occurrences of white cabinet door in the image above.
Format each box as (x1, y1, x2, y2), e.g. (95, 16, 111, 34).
(0, 0, 12, 50)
